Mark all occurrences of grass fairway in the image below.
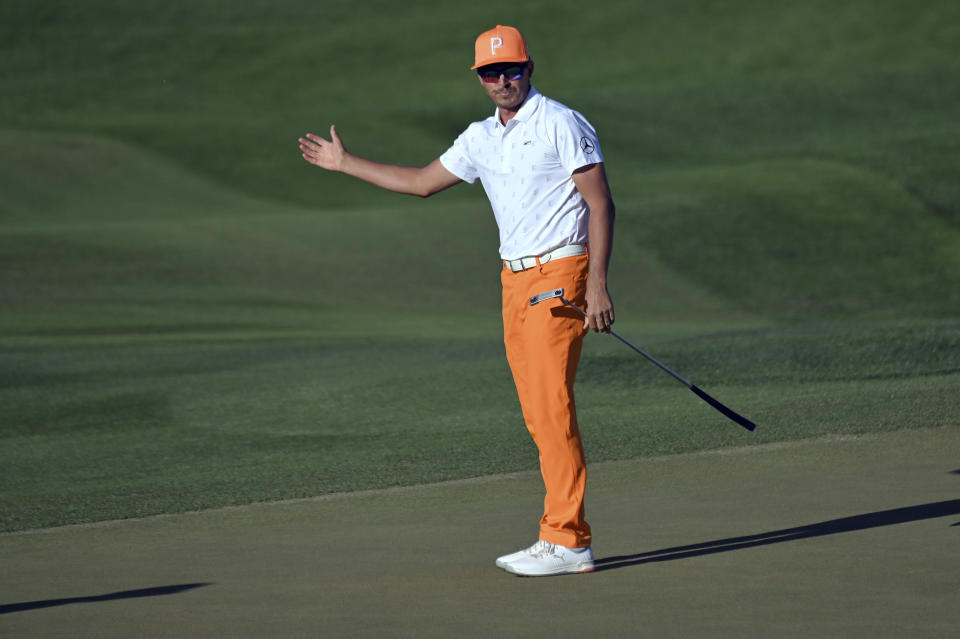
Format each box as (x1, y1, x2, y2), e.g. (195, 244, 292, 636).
(2, 0, 960, 538)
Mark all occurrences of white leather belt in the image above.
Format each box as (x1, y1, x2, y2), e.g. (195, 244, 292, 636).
(503, 244, 587, 272)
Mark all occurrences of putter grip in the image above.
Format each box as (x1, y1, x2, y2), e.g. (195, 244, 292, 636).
(689, 385, 757, 431)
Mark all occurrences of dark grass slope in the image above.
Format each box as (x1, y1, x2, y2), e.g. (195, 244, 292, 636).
(3, 1, 959, 217)
(1, 0, 959, 531)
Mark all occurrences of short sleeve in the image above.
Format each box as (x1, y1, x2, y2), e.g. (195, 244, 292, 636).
(554, 110, 604, 175)
(439, 130, 480, 184)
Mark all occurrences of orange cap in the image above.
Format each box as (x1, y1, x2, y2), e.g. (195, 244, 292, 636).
(471, 25, 530, 69)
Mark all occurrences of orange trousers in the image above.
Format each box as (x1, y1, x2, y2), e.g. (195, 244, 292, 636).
(501, 253, 591, 548)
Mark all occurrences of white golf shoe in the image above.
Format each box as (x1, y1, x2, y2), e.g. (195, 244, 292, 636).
(496, 540, 594, 577)
(495, 542, 542, 569)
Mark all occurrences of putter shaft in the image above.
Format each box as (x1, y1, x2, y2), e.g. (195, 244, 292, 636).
(560, 299, 693, 388)
(530, 288, 756, 432)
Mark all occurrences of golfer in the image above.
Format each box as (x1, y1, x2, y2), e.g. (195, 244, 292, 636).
(298, 24, 615, 577)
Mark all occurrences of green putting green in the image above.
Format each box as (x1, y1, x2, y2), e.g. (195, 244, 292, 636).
(2, 427, 957, 637)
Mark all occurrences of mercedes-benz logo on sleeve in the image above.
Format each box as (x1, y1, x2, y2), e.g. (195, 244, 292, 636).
(579, 137, 595, 154)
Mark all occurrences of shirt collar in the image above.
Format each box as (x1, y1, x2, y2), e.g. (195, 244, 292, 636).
(493, 85, 542, 128)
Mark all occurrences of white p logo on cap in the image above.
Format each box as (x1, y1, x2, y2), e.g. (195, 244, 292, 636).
(490, 36, 503, 56)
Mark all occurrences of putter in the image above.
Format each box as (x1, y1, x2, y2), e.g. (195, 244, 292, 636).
(529, 288, 756, 432)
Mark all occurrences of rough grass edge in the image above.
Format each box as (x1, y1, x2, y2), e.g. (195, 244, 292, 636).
(7, 426, 956, 537)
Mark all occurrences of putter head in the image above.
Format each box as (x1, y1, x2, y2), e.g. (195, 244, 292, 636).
(530, 288, 565, 306)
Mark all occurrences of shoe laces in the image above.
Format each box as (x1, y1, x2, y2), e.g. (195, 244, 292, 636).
(529, 540, 564, 559)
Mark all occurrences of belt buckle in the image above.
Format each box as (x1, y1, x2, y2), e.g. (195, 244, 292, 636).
(505, 254, 546, 272)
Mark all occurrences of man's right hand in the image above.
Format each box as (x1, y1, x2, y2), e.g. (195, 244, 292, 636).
(299, 125, 347, 172)
(297, 126, 461, 197)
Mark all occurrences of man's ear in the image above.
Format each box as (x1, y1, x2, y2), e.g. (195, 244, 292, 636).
(528, 60, 535, 79)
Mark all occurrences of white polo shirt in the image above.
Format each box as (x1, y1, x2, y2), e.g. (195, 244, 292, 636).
(439, 86, 604, 260)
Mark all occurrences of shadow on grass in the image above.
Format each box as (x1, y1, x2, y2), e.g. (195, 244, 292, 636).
(594, 499, 960, 572)
(0, 583, 212, 614)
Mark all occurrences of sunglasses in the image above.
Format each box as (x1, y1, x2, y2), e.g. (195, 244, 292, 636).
(476, 63, 527, 83)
